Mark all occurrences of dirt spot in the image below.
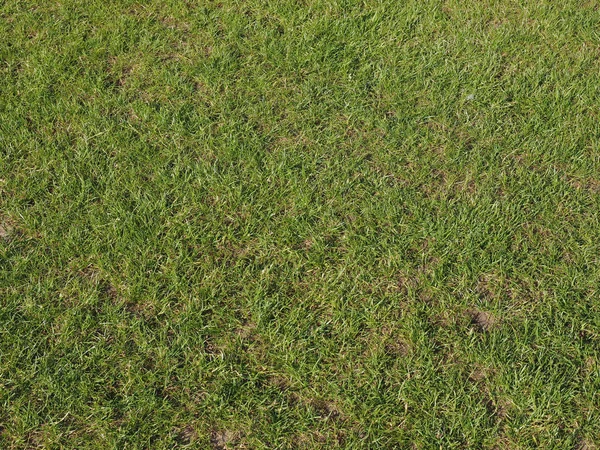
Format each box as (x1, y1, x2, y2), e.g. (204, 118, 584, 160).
(293, 433, 313, 448)
(495, 398, 512, 421)
(234, 320, 257, 341)
(579, 326, 600, 344)
(397, 271, 420, 296)
(269, 375, 292, 392)
(203, 338, 221, 357)
(467, 309, 498, 332)
(577, 438, 598, 450)
(210, 429, 241, 450)
(310, 399, 343, 421)
(0, 223, 11, 239)
(468, 365, 494, 384)
(176, 424, 197, 444)
(584, 178, 600, 194)
(127, 108, 141, 123)
(455, 176, 477, 195)
(385, 339, 411, 357)
(302, 238, 313, 250)
(567, 175, 586, 191)
(456, 129, 474, 150)
(418, 287, 434, 304)
(268, 375, 303, 407)
(334, 430, 346, 446)
(487, 18, 507, 29)
(0, 213, 18, 240)
(510, 152, 526, 166)
(193, 79, 209, 95)
(267, 134, 311, 154)
(582, 357, 597, 377)
(107, 56, 138, 89)
(363, 325, 412, 359)
(491, 436, 520, 450)
(121, 298, 155, 320)
(115, 69, 133, 88)
(99, 280, 118, 300)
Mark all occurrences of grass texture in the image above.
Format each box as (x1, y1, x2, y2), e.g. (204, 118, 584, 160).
(2, 1, 600, 448)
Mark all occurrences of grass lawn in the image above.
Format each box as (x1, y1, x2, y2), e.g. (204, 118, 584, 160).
(2, 0, 600, 448)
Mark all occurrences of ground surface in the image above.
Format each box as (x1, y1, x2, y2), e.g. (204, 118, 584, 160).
(2, 1, 600, 448)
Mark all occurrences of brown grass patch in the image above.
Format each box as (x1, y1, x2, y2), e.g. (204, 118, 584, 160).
(210, 429, 242, 450)
(0, 222, 12, 239)
(467, 365, 512, 427)
(566, 174, 600, 194)
(467, 309, 498, 332)
(176, 424, 197, 444)
(397, 270, 420, 296)
(203, 338, 222, 357)
(468, 364, 494, 384)
(268, 373, 292, 391)
(309, 399, 344, 422)
(0, 212, 19, 240)
(385, 339, 411, 357)
(577, 438, 598, 450)
(107, 56, 139, 89)
(582, 357, 597, 377)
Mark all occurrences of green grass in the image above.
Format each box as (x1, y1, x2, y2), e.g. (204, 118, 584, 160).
(2, 0, 600, 448)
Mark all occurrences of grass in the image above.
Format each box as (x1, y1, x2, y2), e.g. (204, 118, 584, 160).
(2, 0, 600, 448)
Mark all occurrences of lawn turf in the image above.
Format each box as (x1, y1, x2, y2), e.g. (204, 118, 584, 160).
(2, 0, 600, 448)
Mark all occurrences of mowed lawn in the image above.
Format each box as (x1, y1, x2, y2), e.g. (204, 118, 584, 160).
(2, 1, 600, 448)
